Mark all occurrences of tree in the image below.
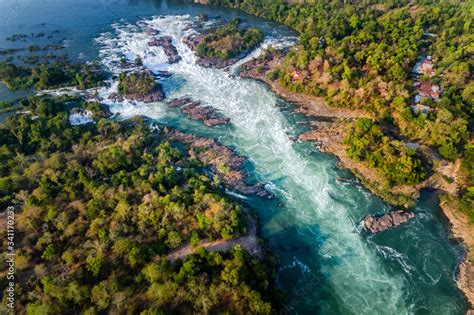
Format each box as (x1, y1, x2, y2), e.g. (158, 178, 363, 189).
(134, 55, 143, 66)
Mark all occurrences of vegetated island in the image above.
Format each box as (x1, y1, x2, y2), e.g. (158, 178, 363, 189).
(0, 61, 104, 91)
(109, 71, 165, 103)
(198, 0, 474, 308)
(0, 94, 281, 314)
(183, 18, 264, 68)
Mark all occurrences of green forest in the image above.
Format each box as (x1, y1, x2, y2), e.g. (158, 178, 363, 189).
(344, 118, 426, 185)
(0, 96, 279, 314)
(196, 19, 264, 60)
(117, 72, 158, 97)
(0, 61, 104, 91)
(207, 0, 473, 221)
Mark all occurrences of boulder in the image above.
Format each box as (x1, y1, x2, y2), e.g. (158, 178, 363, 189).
(156, 70, 172, 78)
(108, 92, 124, 103)
(167, 98, 193, 107)
(145, 27, 160, 36)
(363, 209, 415, 234)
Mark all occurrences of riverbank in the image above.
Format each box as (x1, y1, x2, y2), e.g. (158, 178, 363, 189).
(439, 195, 474, 309)
(239, 53, 419, 207)
(239, 50, 474, 310)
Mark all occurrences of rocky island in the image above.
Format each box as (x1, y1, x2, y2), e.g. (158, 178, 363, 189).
(148, 36, 181, 63)
(183, 18, 263, 68)
(167, 130, 270, 198)
(109, 71, 165, 103)
(167, 97, 230, 127)
(363, 209, 416, 234)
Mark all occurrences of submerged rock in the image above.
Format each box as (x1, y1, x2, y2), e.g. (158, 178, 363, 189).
(363, 209, 416, 234)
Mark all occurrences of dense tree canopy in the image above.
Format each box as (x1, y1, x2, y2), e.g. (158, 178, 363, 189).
(0, 96, 279, 313)
(196, 19, 264, 60)
(344, 118, 426, 185)
(0, 61, 103, 91)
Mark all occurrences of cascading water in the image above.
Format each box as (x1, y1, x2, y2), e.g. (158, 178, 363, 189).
(69, 109, 94, 125)
(93, 15, 466, 314)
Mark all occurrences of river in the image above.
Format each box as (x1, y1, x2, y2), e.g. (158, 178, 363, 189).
(0, 1, 468, 313)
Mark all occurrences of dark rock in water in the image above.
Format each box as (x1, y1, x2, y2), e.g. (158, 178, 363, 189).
(108, 92, 124, 103)
(182, 34, 201, 50)
(156, 70, 172, 78)
(140, 86, 165, 103)
(184, 104, 230, 126)
(148, 36, 181, 64)
(197, 57, 237, 69)
(168, 54, 181, 63)
(99, 104, 113, 117)
(167, 97, 193, 107)
(363, 209, 415, 234)
(167, 97, 230, 126)
(147, 38, 161, 47)
(145, 27, 160, 36)
(203, 117, 231, 127)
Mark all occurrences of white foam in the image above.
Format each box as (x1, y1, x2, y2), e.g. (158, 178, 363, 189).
(69, 110, 94, 125)
(225, 188, 248, 200)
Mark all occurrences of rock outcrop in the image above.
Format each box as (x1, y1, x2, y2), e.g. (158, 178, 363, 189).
(148, 36, 181, 63)
(109, 84, 164, 103)
(363, 209, 416, 233)
(167, 98, 230, 127)
(145, 27, 160, 36)
(167, 97, 193, 108)
(167, 130, 270, 198)
(108, 92, 124, 103)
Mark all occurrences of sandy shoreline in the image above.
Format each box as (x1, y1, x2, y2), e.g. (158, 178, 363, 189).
(239, 53, 474, 311)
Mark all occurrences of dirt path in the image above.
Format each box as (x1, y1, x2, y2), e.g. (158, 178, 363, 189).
(167, 211, 260, 262)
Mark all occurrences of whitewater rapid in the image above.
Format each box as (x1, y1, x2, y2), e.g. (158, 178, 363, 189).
(94, 15, 410, 314)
